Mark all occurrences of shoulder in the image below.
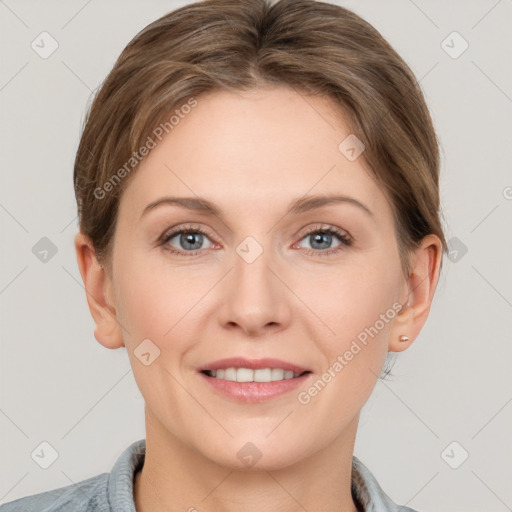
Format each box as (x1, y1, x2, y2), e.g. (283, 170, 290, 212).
(0, 473, 109, 512)
(351, 455, 419, 512)
(0, 439, 146, 512)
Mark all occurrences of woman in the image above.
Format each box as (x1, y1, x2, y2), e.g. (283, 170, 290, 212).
(1, 0, 446, 510)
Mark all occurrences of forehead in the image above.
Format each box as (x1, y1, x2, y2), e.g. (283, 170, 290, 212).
(119, 87, 391, 222)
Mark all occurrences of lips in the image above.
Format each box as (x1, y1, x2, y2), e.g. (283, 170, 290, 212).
(198, 369, 313, 403)
(197, 357, 311, 374)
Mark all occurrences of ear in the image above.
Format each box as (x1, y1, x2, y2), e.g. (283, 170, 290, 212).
(74, 232, 124, 349)
(388, 234, 443, 352)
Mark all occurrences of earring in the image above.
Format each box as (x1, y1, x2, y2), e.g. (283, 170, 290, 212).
(399, 335, 409, 343)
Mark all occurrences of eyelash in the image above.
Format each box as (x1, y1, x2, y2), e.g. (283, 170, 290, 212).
(159, 223, 352, 257)
(299, 224, 353, 256)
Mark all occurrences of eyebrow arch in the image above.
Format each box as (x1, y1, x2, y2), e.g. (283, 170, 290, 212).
(140, 193, 373, 219)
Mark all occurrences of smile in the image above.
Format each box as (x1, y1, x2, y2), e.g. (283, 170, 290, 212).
(202, 368, 308, 382)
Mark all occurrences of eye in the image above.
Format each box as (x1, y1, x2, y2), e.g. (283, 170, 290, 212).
(160, 224, 215, 256)
(295, 224, 352, 256)
(158, 223, 352, 257)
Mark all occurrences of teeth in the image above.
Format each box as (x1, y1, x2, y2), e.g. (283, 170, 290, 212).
(208, 367, 302, 382)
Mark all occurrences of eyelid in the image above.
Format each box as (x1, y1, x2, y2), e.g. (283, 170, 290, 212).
(159, 223, 218, 256)
(297, 223, 352, 242)
(292, 223, 352, 257)
(159, 222, 352, 256)
(160, 223, 215, 242)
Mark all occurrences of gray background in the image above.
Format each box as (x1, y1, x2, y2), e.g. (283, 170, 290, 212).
(1, 0, 511, 510)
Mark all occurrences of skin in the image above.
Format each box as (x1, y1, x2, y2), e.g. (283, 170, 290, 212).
(75, 86, 442, 512)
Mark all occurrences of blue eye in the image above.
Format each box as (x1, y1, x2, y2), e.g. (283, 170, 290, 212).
(159, 224, 352, 257)
(297, 226, 352, 256)
(161, 225, 214, 255)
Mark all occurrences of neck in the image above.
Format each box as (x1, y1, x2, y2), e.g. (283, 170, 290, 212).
(134, 407, 360, 512)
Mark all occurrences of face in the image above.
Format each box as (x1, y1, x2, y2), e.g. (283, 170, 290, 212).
(103, 87, 412, 470)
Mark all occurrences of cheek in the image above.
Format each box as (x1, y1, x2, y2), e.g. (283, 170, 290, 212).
(295, 269, 396, 422)
(299, 257, 399, 367)
(113, 251, 209, 350)
(311, 259, 397, 316)
(113, 255, 205, 400)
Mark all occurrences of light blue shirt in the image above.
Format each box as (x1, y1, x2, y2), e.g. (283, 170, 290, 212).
(1, 439, 418, 511)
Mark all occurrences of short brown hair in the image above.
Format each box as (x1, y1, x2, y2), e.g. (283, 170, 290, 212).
(73, 0, 448, 277)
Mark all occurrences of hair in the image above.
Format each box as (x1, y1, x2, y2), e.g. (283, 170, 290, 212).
(74, 0, 447, 285)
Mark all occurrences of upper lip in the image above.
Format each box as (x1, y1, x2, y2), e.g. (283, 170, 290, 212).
(198, 357, 311, 374)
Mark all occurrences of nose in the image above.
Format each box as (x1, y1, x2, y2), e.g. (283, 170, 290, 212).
(217, 248, 291, 337)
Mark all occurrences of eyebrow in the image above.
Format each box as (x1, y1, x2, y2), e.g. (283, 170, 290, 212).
(140, 194, 373, 219)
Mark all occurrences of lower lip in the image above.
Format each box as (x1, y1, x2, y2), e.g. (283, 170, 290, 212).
(198, 371, 312, 403)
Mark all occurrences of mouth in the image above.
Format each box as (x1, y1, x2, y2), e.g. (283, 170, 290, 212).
(201, 368, 312, 382)
(197, 357, 313, 402)
(197, 357, 312, 383)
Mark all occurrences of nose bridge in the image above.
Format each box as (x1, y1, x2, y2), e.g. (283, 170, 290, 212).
(218, 235, 289, 334)
(235, 243, 272, 293)
(233, 238, 276, 307)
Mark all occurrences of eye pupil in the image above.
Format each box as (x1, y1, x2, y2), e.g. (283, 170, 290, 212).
(181, 232, 203, 250)
(311, 232, 332, 249)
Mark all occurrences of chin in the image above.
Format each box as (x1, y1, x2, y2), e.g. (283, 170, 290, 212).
(199, 436, 309, 472)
